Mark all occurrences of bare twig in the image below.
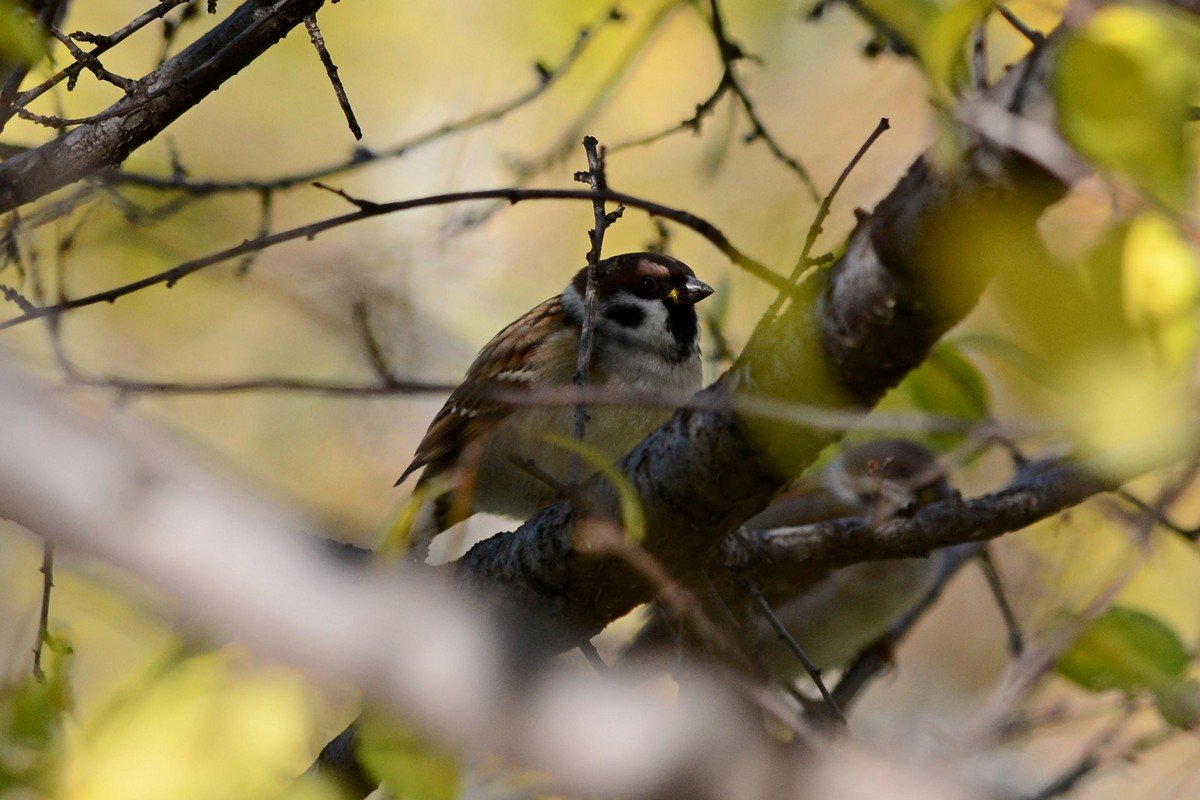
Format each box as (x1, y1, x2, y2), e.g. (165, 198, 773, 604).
(742, 576, 846, 725)
(570, 136, 624, 483)
(235, 188, 273, 274)
(976, 546, 1025, 657)
(997, 4, 1043, 46)
(578, 639, 609, 674)
(0, 185, 789, 332)
(702, 0, 819, 200)
(831, 544, 979, 710)
(351, 300, 400, 385)
(31, 541, 54, 681)
(755, 116, 890, 338)
(0, 0, 329, 211)
(303, 14, 362, 140)
(101, 5, 622, 195)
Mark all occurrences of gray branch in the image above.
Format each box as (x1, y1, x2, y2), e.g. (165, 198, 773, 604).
(0, 0, 325, 213)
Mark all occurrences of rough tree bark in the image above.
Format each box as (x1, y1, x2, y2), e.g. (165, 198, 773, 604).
(453, 40, 1071, 652)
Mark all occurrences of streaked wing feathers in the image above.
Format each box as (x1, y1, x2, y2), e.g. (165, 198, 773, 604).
(397, 296, 571, 484)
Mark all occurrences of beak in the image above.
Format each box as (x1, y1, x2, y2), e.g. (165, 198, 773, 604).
(668, 277, 715, 306)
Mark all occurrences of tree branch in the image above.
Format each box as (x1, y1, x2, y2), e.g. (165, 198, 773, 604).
(451, 32, 1070, 653)
(0, 0, 326, 213)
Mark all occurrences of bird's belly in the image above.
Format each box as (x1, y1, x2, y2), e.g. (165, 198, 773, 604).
(471, 354, 700, 520)
(760, 556, 941, 678)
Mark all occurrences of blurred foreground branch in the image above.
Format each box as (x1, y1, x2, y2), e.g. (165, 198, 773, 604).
(0, 362, 780, 800)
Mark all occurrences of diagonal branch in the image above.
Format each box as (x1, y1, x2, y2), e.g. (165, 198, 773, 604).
(451, 30, 1072, 653)
(0, 0, 327, 213)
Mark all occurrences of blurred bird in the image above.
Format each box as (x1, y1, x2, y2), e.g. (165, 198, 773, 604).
(396, 252, 714, 561)
(745, 439, 954, 681)
(623, 439, 954, 684)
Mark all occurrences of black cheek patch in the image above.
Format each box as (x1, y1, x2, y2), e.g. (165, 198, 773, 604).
(605, 302, 646, 328)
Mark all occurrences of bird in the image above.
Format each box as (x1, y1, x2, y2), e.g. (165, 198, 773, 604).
(396, 251, 714, 561)
(622, 439, 954, 681)
(743, 439, 954, 681)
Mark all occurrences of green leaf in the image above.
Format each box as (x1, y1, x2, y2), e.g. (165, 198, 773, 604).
(953, 332, 1057, 390)
(888, 342, 989, 448)
(542, 433, 646, 545)
(356, 715, 460, 800)
(856, 0, 993, 98)
(0, 1, 45, 67)
(1054, 6, 1200, 208)
(1058, 606, 1189, 700)
(8, 634, 72, 747)
(912, 343, 990, 418)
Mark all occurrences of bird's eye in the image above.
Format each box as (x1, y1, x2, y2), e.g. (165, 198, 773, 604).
(634, 277, 657, 298)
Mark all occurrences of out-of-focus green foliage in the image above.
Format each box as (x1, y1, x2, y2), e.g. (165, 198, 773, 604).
(0, 635, 72, 796)
(0, 0, 47, 67)
(356, 713, 460, 800)
(891, 342, 990, 448)
(58, 654, 335, 800)
(991, 216, 1198, 479)
(1054, 5, 1200, 208)
(1058, 606, 1200, 729)
(856, 0, 993, 98)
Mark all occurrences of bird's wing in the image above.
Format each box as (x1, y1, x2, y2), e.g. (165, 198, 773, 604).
(396, 296, 573, 484)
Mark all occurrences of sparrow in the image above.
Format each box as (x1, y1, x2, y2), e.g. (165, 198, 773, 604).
(745, 439, 954, 680)
(623, 439, 953, 679)
(396, 251, 714, 561)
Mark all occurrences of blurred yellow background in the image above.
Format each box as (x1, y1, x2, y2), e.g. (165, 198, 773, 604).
(3, 1, 1200, 798)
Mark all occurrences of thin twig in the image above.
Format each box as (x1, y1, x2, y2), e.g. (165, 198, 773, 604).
(831, 544, 979, 710)
(997, 4, 1043, 46)
(303, 14, 362, 140)
(351, 300, 400, 385)
(578, 639, 609, 674)
(101, 5, 622, 195)
(32, 541, 54, 681)
(741, 576, 846, 725)
(570, 136, 623, 484)
(703, 0, 819, 201)
(976, 546, 1025, 657)
(235, 188, 273, 274)
(971, 20, 989, 90)
(0, 185, 789, 332)
(751, 117, 889, 341)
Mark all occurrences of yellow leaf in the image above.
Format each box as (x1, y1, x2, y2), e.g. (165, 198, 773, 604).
(1054, 6, 1200, 207)
(60, 655, 331, 800)
(1122, 212, 1200, 371)
(858, 0, 993, 99)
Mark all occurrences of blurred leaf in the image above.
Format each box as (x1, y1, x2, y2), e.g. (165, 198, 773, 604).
(884, 342, 989, 448)
(1054, 6, 1200, 207)
(916, 343, 990, 416)
(1155, 678, 1200, 729)
(857, 0, 993, 98)
(1122, 212, 1200, 371)
(10, 633, 73, 747)
(1058, 606, 1188, 692)
(952, 332, 1056, 390)
(0, 1, 46, 67)
(356, 714, 459, 800)
(61, 655, 325, 800)
(1059, 606, 1200, 729)
(542, 433, 646, 545)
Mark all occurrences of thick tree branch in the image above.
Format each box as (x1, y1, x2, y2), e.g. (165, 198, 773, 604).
(452, 33, 1070, 652)
(726, 460, 1116, 589)
(0, 0, 326, 213)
